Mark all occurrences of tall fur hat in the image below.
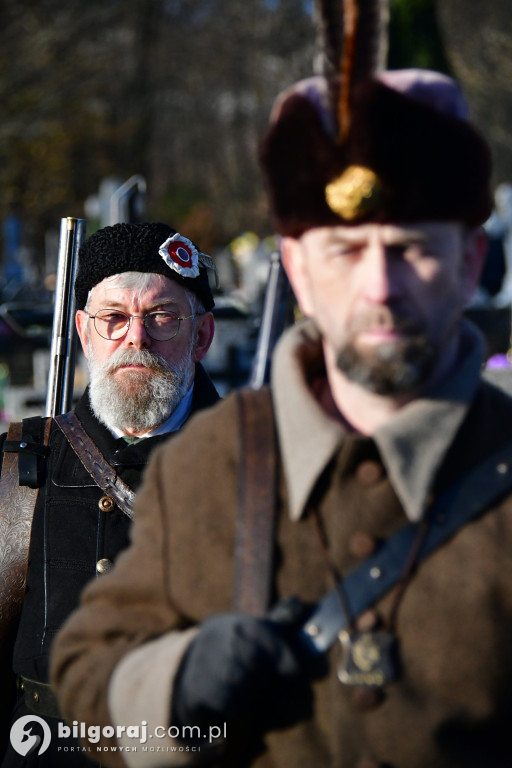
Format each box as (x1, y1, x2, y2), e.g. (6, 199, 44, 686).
(259, 69, 493, 236)
(74, 222, 216, 311)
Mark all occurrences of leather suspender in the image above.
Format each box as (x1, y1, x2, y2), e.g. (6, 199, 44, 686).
(233, 387, 278, 616)
(55, 411, 135, 520)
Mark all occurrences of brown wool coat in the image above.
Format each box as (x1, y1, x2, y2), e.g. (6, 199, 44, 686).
(51, 360, 512, 768)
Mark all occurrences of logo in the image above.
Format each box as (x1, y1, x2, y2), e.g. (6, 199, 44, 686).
(10, 716, 52, 757)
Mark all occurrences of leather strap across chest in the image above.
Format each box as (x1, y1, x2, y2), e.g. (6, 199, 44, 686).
(233, 388, 278, 616)
(55, 411, 135, 520)
(299, 437, 512, 654)
(232, 387, 512, 658)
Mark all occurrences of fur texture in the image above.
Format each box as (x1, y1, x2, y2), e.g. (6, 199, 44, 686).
(260, 79, 493, 236)
(75, 222, 214, 311)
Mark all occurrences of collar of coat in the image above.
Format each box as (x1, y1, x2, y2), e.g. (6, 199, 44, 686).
(271, 318, 485, 523)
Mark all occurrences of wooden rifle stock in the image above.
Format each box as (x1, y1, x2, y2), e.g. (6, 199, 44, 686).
(45, 217, 86, 417)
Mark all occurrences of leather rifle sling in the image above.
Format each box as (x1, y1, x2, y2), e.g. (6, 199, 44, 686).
(55, 412, 135, 520)
(233, 387, 278, 616)
(0, 418, 52, 639)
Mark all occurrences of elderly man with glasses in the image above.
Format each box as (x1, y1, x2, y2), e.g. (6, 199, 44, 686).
(0, 222, 219, 768)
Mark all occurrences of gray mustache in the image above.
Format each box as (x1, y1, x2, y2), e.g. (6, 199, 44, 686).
(103, 348, 172, 375)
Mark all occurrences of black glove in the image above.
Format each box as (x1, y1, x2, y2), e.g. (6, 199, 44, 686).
(172, 603, 315, 736)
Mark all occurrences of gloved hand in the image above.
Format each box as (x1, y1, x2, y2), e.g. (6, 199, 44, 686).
(172, 601, 316, 735)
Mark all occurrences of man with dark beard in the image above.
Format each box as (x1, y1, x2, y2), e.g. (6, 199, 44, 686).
(52, 70, 512, 768)
(0, 222, 219, 767)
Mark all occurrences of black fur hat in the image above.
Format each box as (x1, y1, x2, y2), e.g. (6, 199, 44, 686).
(75, 222, 216, 311)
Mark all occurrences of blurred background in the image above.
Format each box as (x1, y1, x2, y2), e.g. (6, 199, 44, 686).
(0, 0, 511, 423)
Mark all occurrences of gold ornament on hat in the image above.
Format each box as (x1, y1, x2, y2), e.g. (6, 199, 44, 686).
(325, 165, 383, 221)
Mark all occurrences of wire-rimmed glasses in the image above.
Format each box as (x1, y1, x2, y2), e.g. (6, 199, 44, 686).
(88, 309, 200, 342)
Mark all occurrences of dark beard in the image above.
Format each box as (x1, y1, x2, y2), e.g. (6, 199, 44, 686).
(336, 334, 437, 396)
(88, 347, 193, 433)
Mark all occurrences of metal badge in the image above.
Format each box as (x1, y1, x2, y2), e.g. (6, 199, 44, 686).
(325, 165, 383, 221)
(337, 629, 400, 688)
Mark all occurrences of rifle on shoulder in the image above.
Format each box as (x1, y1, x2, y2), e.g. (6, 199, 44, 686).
(46, 217, 86, 417)
(248, 249, 294, 390)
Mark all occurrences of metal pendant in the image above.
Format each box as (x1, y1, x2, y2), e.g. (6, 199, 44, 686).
(337, 629, 400, 688)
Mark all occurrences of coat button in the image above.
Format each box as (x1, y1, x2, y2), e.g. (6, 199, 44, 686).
(99, 495, 115, 512)
(351, 687, 386, 712)
(349, 532, 377, 558)
(355, 609, 379, 632)
(96, 558, 113, 575)
(356, 461, 383, 485)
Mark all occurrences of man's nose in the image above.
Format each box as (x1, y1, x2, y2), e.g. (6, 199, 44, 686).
(359, 244, 399, 304)
(124, 316, 151, 348)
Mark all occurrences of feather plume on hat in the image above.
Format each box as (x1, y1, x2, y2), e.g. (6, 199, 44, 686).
(316, 0, 389, 141)
(260, 0, 492, 235)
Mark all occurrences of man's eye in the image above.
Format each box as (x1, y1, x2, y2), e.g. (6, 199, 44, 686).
(329, 245, 359, 258)
(150, 312, 175, 324)
(401, 244, 434, 261)
(101, 312, 127, 323)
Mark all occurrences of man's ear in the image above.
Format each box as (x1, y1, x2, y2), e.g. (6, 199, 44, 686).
(462, 227, 488, 303)
(193, 312, 215, 362)
(281, 237, 314, 317)
(75, 310, 90, 359)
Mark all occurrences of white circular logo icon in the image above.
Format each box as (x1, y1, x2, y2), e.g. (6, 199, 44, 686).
(10, 715, 51, 757)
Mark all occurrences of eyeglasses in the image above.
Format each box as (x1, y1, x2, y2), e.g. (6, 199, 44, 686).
(88, 309, 200, 341)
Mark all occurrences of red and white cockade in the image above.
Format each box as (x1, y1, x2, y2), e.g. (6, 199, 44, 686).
(159, 233, 200, 278)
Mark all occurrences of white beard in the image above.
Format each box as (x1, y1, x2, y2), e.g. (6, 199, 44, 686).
(88, 345, 194, 433)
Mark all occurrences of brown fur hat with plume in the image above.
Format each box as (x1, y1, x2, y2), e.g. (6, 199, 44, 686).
(260, 69, 493, 237)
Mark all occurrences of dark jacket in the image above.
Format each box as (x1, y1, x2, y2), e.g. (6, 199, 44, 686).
(0, 363, 219, 768)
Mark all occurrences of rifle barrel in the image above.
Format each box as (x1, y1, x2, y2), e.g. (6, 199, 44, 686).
(249, 250, 292, 390)
(46, 217, 86, 417)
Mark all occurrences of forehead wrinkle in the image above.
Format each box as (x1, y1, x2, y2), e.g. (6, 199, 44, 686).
(324, 223, 454, 248)
(89, 280, 188, 316)
(98, 297, 180, 313)
(88, 272, 183, 308)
